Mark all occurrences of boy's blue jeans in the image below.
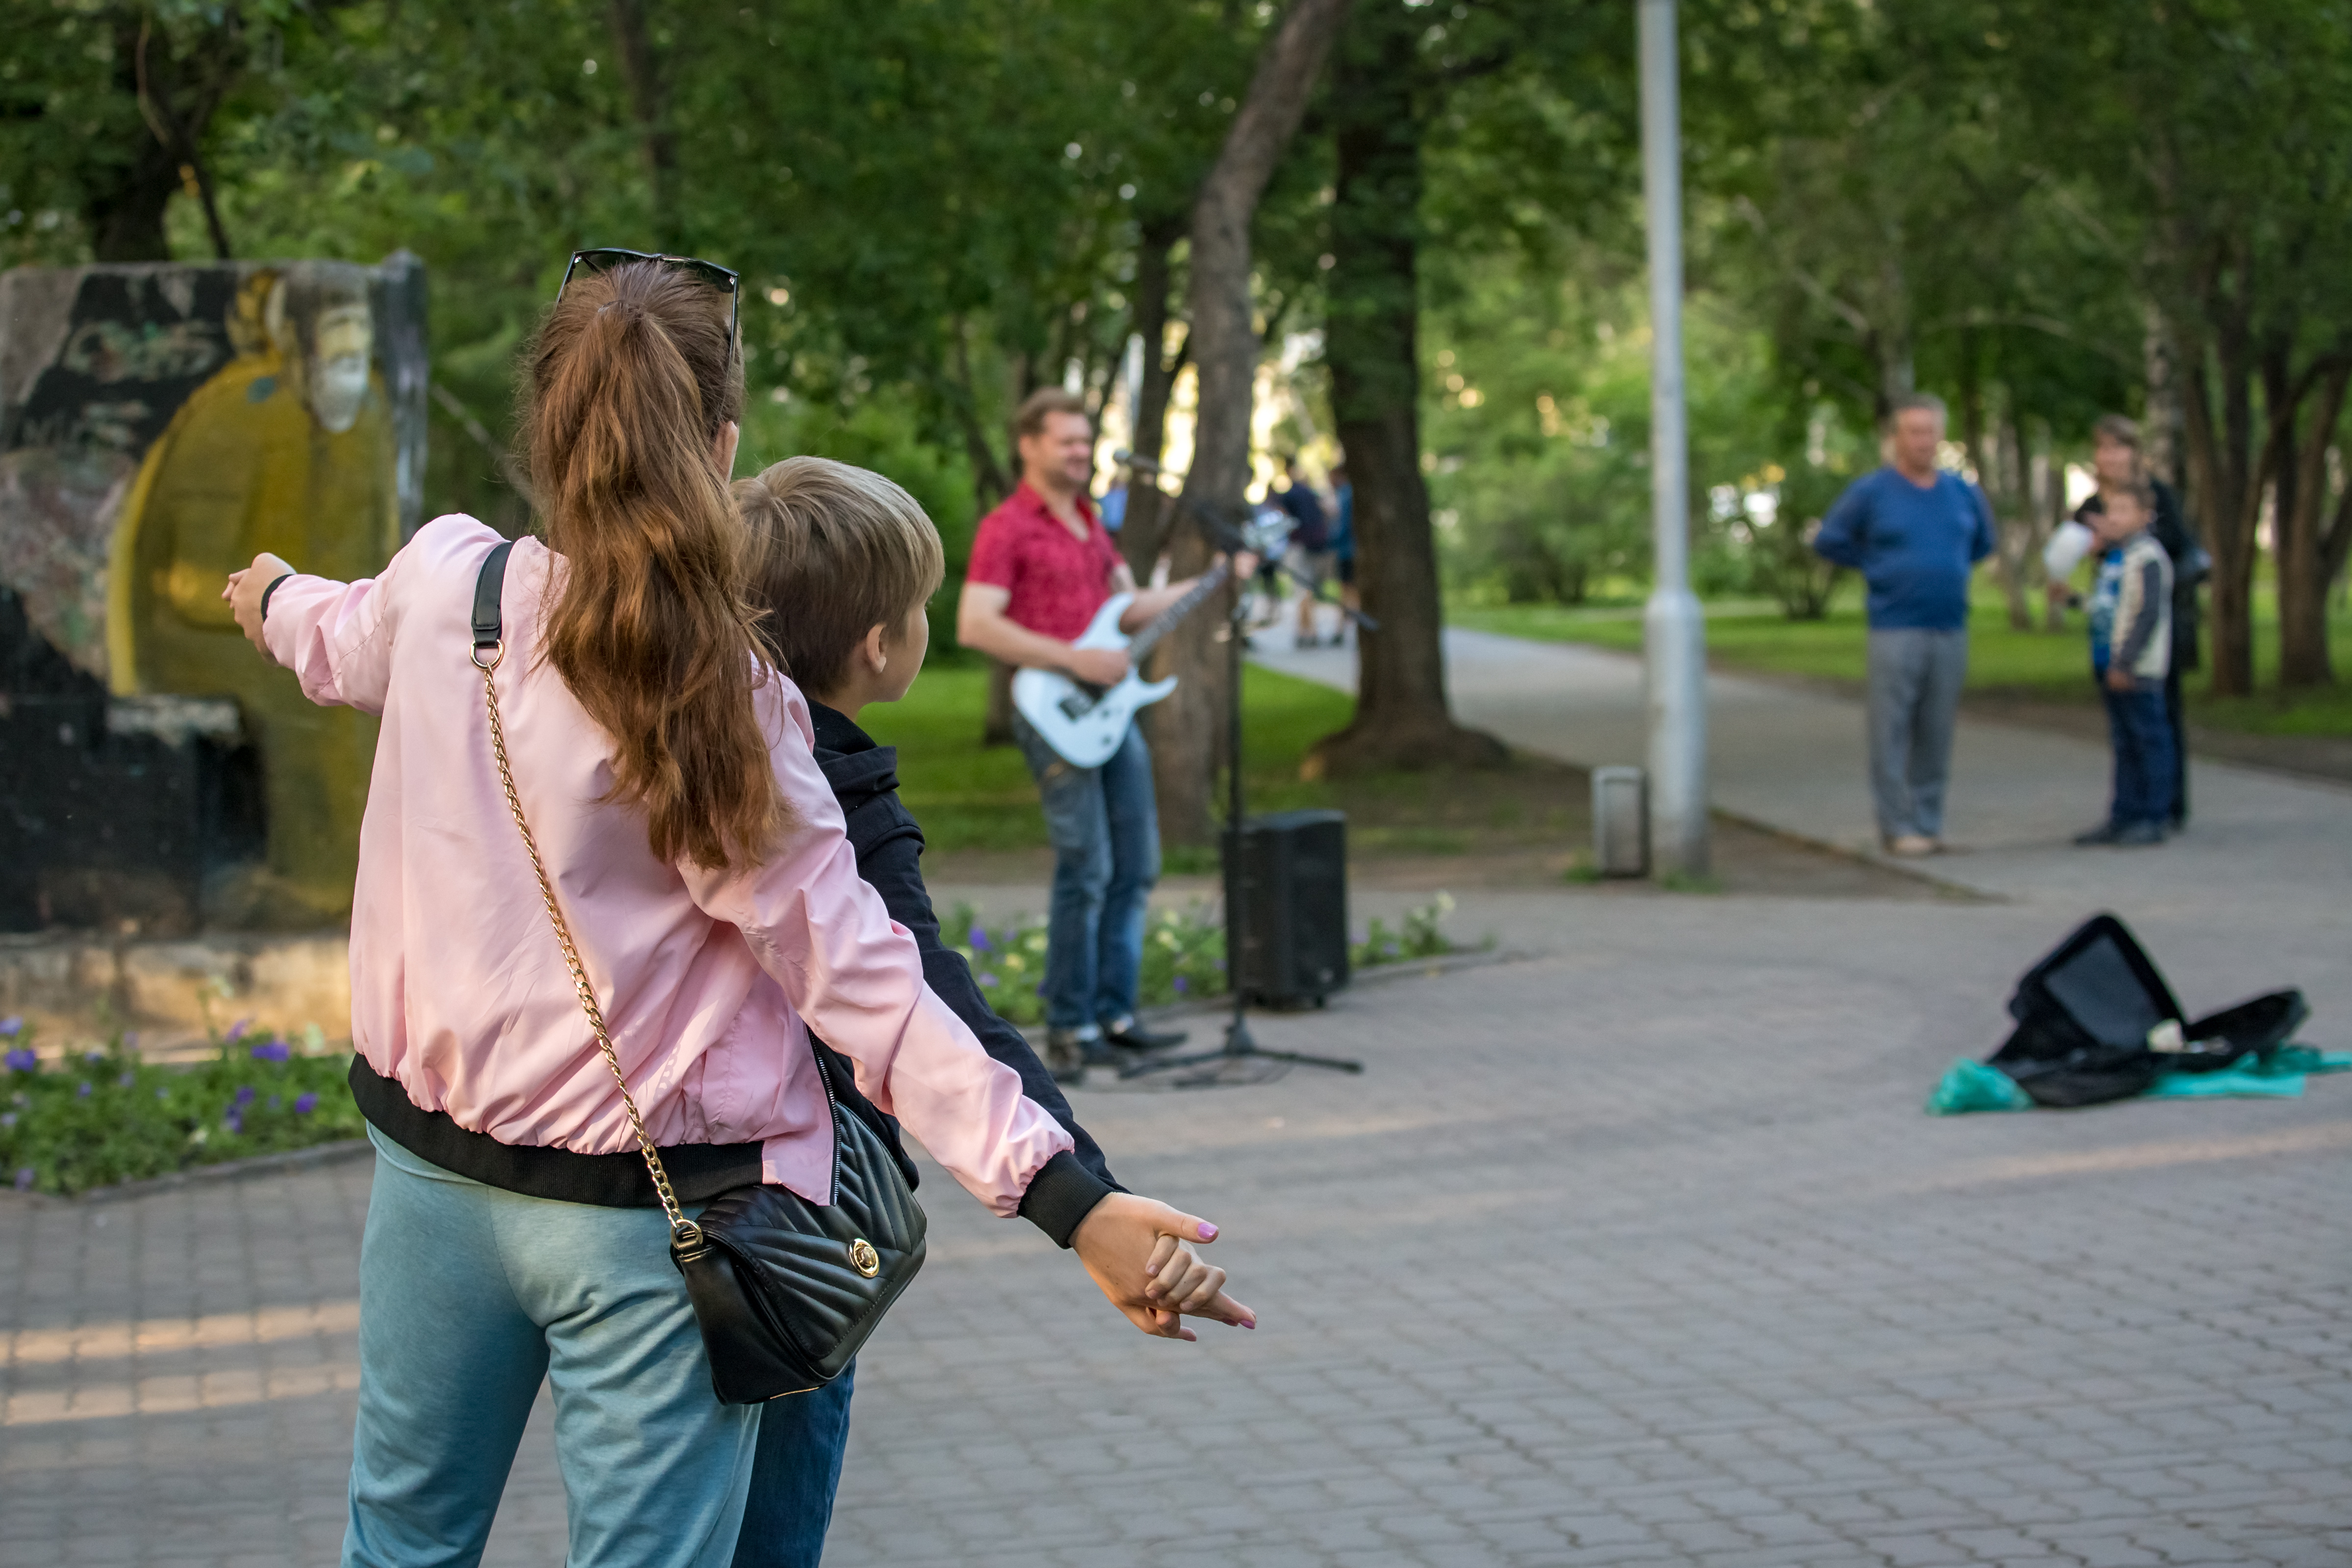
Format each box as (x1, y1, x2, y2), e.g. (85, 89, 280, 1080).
(2101, 679, 2177, 828)
(732, 1366, 855, 1568)
(344, 1128, 760, 1568)
(1012, 711, 1161, 1032)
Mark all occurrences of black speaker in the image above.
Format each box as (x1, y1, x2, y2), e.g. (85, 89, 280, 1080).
(1226, 809, 1349, 1008)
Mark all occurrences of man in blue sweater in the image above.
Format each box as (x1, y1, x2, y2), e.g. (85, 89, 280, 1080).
(1812, 393, 1997, 856)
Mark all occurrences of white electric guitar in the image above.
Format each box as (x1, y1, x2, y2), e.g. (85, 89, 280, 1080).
(1012, 509, 1292, 768)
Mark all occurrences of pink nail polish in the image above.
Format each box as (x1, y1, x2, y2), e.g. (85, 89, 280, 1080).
(1198, 1222, 1217, 1240)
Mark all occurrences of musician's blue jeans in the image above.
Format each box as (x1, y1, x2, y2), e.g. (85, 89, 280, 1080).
(1013, 711, 1160, 1032)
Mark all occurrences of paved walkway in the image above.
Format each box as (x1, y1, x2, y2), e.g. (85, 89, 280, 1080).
(4, 630, 2348, 1568)
(5, 893, 2346, 1568)
(1254, 629, 2352, 928)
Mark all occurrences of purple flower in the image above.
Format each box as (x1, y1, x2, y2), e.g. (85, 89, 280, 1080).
(0, 1112, 15, 1129)
(118, 1071, 135, 1087)
(12, 1167, 33, 1191)
(1172, 976, 1189, 993)
(224, 1017, 252, 1044)
(978, 973, 997, 988)
(76, 1081, 92, 1099)
(3, 1048, 34, 1073)
(969, 926, 991, 952)
(0, 1016, 20, 1038)
(249, 1039, 291, 1063)
(84, 1049, 105, 1064)
(233, 1085, 258, 1108)
(294, 1092, 319, 1116)
(224, 1110, 244, 1135)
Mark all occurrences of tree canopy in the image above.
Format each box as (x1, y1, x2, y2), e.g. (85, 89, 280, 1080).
(5, 0, 2346, 722)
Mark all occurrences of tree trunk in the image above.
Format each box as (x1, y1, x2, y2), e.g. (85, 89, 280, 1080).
(1142, 0, 1353, 848)
(607, 0, 681, 245)
(2276, 359, 2347, 688)
(2177, 266, 2260, 698)
(2143, 299, 2183, 489)
(90, 14, 240, 263)
(1118, 219, 1188, 582)
(1306, 0, 1505, 777)
(1957, 346, 2032, 632)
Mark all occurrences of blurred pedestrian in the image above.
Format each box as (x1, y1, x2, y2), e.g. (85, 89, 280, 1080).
(1811, 392, 1997, 856)
(1329, 460, 1359, 633)
(1273, 455, 1333, 648)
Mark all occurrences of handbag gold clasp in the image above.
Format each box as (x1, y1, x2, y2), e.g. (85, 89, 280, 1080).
(848, 1238, 880, 1278)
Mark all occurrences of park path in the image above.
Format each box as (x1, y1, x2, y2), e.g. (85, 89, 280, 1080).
(1253, 627, 2352, 930)
(6, 628, 2350, 1568)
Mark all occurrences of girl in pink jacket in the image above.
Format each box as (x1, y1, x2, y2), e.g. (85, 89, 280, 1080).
(223, 256, 1249, 1568)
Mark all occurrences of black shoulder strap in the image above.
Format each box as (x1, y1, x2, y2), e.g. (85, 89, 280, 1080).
(472, 541, 514, 657)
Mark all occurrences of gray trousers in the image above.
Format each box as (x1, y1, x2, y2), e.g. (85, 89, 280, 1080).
(1866, 628, 1968, 840)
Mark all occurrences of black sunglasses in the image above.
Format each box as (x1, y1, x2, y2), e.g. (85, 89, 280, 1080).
(559, 248, 740, 364)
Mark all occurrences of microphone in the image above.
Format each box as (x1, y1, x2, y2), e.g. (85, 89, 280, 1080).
(1110, 449, 1163, 475)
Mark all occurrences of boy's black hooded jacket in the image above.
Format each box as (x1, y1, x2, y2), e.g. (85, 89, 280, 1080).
(802, 700, 1118, 1244)
(347, 701, 1119, 1248)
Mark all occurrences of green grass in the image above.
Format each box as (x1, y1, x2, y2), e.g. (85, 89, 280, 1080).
(1450, 585, 2352, 736)
(863, 658, 1359, 854)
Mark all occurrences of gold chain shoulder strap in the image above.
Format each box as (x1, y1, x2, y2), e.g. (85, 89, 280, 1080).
(472, 630, 703, 1249)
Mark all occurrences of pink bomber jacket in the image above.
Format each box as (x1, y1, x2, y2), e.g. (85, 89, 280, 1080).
(261, 515, 1073, 1213)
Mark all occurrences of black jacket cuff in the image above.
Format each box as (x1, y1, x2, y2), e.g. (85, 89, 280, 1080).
(259, 571, 293, 622)
(1017, 1149, 1114, 1248)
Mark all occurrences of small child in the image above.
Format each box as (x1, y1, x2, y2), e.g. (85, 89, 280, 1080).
(2074, 479, 2176, 847)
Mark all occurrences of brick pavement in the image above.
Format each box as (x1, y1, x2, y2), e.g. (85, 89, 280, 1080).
(5, 893, 2347, 1567)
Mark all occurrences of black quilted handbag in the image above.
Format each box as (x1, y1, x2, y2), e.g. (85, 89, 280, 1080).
(471, 541, 925, 1404)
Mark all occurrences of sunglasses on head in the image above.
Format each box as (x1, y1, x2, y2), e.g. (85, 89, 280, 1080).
(559, 248, 740, 365)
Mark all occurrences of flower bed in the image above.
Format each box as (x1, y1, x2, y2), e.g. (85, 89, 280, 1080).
(2, 1018, 365, 1197)
(943, 894, 1463, 1027)
(2, 896, 1468, 1195)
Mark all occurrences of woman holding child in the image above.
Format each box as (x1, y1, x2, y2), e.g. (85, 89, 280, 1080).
(221, 255, 1251, 1568)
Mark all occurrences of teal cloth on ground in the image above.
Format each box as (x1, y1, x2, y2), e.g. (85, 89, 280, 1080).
(1923, 1045, 2350, 1115)
(2147, 1062, 2304, 1099)
(1926, 1058, 2034, 1115)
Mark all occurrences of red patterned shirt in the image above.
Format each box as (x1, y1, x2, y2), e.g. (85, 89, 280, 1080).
(965, 481, 1121, 643)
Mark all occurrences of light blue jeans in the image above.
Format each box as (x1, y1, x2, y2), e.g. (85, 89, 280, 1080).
(1012, 711, 1161, 1033)
(344, 1127, 759, 1568)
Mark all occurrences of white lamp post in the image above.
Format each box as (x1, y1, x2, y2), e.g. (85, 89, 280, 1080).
(1638, 0, 1710, 877)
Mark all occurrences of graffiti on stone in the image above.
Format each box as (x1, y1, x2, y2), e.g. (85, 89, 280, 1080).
(0, 256, 427, 928)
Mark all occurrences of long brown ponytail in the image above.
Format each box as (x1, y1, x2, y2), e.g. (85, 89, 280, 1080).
(522, 259, 785, 870)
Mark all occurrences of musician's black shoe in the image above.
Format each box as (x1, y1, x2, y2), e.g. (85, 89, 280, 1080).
(1041, 1027, 1090, 1083)
(1095, 1017, 1189, 1057)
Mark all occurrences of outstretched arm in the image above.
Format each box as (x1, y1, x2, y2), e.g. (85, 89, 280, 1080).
(850, 801, 1251, 1335)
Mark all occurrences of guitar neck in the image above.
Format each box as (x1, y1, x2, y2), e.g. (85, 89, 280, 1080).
(1124, 559, 1235, 667)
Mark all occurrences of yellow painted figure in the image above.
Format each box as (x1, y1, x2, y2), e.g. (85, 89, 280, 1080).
(106, 268, 400, 922)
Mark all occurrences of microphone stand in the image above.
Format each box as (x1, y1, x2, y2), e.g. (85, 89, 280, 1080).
(1123, 497, 1363, 1084)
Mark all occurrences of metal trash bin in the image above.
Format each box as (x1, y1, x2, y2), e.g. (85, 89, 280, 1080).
(1591, 765, 1649, 879)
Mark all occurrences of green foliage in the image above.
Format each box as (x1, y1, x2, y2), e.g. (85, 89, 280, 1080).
(1351, 891, 1459, 967)
(1424, 259, 1815, 609)
(940, 902, 1227, 1027)
(0, 1024, 364, 1197)
(937, 891, 1466, 1026)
